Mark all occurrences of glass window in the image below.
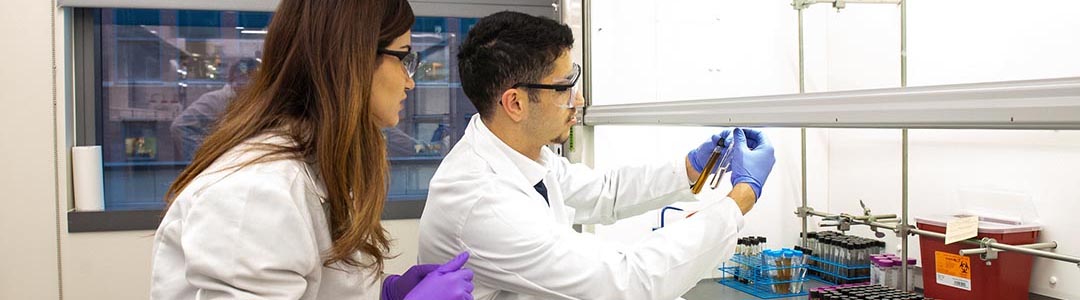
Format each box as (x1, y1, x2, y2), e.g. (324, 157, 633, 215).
(386, 16, 477, 201)
(88, 8, 477, 211)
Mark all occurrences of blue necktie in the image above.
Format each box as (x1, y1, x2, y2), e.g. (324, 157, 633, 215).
(533, 181, 550, 207)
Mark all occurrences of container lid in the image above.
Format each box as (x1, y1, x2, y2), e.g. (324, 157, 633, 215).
(915, 214, 1042, 234)
(879, 259, 895, 267)
(873, 258, 889, 267)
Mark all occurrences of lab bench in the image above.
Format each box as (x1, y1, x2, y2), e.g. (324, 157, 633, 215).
(683, 279, 828, 300)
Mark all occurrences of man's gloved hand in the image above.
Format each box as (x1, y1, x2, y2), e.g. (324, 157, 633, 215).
(687, 129, 733, 173)
(729, 128, 776, 200)
(404, 252, 474, 300)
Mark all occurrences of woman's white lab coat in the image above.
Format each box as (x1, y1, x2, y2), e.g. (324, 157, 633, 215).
(150, 134, 383, 299)
(418, 115, 746, 300)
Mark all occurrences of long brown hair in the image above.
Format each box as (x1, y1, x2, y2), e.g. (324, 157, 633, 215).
(164, 0, 414, 274)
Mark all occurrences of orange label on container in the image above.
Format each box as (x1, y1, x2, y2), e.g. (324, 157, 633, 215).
(935, 251, 973, 291)
(935, 251, 972, 279)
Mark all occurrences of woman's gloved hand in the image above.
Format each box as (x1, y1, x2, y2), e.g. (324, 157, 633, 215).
(383, 263, 440, 300)
(404, 252, 474, 300)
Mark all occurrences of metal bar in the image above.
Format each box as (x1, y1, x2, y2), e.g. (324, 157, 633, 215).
(897, 225, 1079, 265)
(805, 0, 901, 4)
(801, 129, 808, 248)
(852, 214, 896, 221)
(901, 129, 910, 292)
(985, 242, 1080, 264)
(797, 5, 809, 250)
(960, 242, 1058, 256)
(900, 0, 907, 88)
(582, 0, 592, 113)
(831, 215, 1080, 265)
(802, 209, 1080, 265)
(581, 77, 1080, 130)
(798, 7, 805, 94)
(579, 0, 596, 235)
(58, 0, 557, 19)
(899, 1, 910, 291)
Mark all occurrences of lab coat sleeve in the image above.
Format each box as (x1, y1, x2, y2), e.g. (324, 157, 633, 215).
(179, 170, 321, 299)
(462, 183, 744, 300)
(553, 155, 695, 225)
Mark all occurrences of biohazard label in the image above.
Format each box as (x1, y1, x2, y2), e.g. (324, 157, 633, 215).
(935, 251, 972, 291)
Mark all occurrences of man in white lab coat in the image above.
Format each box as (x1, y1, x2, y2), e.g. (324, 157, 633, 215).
(418, 11, 777, 300)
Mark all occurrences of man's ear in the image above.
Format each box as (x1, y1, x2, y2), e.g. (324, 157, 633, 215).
(499, 88, 527, 122)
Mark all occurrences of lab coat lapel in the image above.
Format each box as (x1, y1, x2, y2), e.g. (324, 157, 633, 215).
(463, 116, 553, 210)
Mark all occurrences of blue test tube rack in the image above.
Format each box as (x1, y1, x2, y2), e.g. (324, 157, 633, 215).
(718, 253, 810, 299)
(805, 255, 872, 285)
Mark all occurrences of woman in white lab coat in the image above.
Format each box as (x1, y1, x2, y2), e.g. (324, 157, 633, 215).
(149, 0, 473, 299)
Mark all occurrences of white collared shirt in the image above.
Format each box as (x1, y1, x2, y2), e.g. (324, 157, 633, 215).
(418, 115, 745, 300)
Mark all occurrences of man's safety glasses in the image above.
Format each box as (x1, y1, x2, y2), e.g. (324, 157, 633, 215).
(512, 63, 581, 109)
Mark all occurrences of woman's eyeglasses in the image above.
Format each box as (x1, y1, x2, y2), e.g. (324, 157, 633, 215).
(377, 49, 420, 77)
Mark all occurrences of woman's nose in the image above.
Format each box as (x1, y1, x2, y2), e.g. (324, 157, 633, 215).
(405, 74, 416, 91)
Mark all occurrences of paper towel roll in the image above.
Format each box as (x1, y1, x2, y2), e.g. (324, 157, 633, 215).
(72, 146, 105, 211)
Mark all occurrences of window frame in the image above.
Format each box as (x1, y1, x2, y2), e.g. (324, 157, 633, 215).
(67, 3, 558, 232)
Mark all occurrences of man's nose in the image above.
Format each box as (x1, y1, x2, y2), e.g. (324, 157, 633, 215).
(573, 92, 585, 108)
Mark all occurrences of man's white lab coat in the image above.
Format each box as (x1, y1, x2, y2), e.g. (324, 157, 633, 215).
(418, 115, 745, 300)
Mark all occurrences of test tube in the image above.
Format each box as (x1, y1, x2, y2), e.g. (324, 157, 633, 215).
(779, 250, 793, 294)
(735, 238, 746, 283)
(829, 237, 838, 282)
(859, 242, 869, 278)
(869, 258, 880, 285)
(764, 250, 781, 293)
(882, 259, 896, 289)
(793, 250, 806, 294)
(906, 258, 917, 291)
(808, 232, 819, 276)
(749, 237, 758, 256)
(833, 240, 842, 282)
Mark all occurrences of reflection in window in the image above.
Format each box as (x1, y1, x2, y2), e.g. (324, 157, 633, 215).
(91, 9, 477, 210)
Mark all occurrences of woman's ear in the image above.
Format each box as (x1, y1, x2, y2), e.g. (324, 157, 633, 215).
(499, 88, 527, 122)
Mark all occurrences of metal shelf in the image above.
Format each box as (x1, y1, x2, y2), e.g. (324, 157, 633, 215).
(582, 77, 1080, 130)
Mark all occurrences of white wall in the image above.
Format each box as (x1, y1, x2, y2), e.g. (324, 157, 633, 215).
(587, 0, 824, 280)
(823, 1, 1080, 298)
(589, 0, 1080, 298)
(0, 0, 62, 299)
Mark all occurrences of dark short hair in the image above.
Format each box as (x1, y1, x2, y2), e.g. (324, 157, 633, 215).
(228, 58, 261, 80)
(458, 11, 574, 118)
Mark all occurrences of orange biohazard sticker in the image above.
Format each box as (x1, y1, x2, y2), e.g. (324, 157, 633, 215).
(935, 251, 972, 291)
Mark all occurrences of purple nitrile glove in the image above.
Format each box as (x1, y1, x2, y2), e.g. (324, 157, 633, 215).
(687, 129, 734, 173)
(728, 128, 775, 200)
(404, 252, 474, 300)
(382, 263, 440, 300)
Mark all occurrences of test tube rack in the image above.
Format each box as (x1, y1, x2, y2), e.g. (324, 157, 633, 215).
(718, 253, 810, 299)
(806, 255, 872, 285)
